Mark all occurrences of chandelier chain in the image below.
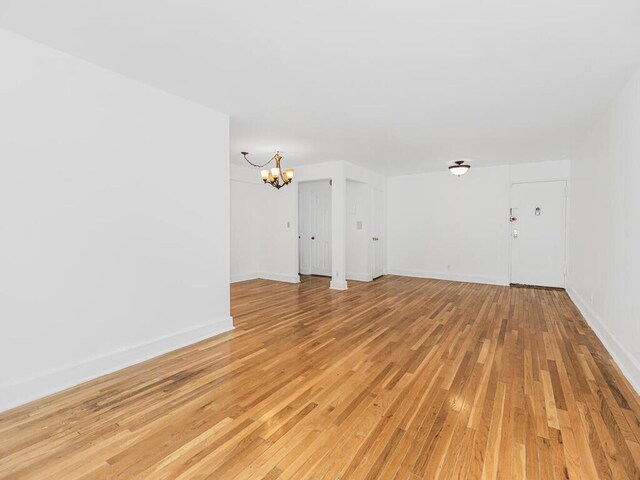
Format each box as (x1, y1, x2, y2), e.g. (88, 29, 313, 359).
(241, 152, 275, 168)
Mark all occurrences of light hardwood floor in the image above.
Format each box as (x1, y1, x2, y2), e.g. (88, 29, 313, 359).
(1, 275, 640, 479)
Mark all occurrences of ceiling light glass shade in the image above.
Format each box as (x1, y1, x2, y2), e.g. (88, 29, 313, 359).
(449, 160, 471, 176)
(260, 169, 269, 180)
(449, 165, 470, 176)
(284, 168, 294, 180)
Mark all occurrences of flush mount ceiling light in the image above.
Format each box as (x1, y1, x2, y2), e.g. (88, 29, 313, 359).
(241, 151, 294, 189)
(448, 159, 471, 176)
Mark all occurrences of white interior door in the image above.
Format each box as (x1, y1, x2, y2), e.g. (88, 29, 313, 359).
(372, 188, 385, 279)
(298, 188, 311, 275)
(510, 181, 567, 287)
(299, 181, 332, 276)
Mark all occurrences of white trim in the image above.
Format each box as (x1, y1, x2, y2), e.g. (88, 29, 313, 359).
(230, 273, 301, 284)
(230, 272, 260, 283)
(510, 178, 572, 185)
(566, 288, 640, 396)
(389, 268, 509, 286)
(330, 280, 348, 290)
(0, 316, 234, 413)
(346, 272, 373, 282)
(259, 272, 301, 284)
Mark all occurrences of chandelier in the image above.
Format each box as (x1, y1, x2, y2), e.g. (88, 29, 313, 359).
(241, 151, 294, 189)
(449, 159, 471, 176)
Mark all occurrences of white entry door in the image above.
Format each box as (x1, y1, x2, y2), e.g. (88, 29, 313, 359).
(298, 181, 332, 276)
(372, 188, 385, 279)
(510, 181, 567, 287)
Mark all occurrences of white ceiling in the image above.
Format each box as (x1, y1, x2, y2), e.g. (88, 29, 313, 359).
(1, 0, 639, 175)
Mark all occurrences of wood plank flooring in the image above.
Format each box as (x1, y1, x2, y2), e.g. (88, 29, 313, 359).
(2, 275, 640, 479)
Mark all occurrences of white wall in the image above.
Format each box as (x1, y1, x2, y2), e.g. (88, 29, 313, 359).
(0, 30, 232, 412)
(229, 164, 299, 284)
(388, 160, 570, 285)
(230, 165, 262, 282)
(567, 67, 640, 394)
(259, 185, 299, 283)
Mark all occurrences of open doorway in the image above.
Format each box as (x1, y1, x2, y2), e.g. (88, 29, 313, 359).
(298, 180, 332, 277)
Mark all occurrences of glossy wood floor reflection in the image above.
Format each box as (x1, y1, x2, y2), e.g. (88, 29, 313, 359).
(3, 276, 640, 479)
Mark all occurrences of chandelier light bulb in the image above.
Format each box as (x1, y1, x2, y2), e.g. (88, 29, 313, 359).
(285, 169, 294, 180)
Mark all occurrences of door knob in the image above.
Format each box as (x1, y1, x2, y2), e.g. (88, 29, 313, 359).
(311, 236, 315, 240)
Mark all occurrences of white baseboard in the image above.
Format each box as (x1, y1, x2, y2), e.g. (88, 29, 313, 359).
(566, 287, 640, 396)
(230, 273, 300, 284)
(330, 280, 348, 290)
(230, 272, 260, 283)
(346, 272, 373, 282)
(258, 272, 300, 284)
(389, 268, 509, 286)
(0, 316, 234, 413)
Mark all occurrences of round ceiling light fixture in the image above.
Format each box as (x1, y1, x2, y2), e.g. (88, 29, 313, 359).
(449, 159, 471, 176)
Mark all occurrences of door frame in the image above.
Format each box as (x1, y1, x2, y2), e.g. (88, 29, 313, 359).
(508, 179, 569, 288)
(297, 179, 333, 277)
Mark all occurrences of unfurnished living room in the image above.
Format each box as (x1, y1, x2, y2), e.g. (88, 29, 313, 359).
(1, 1, 640, 479)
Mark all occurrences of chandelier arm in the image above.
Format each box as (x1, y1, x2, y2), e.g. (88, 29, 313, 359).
(272, 154, 283, 187)
(242, 153, 275, 168)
